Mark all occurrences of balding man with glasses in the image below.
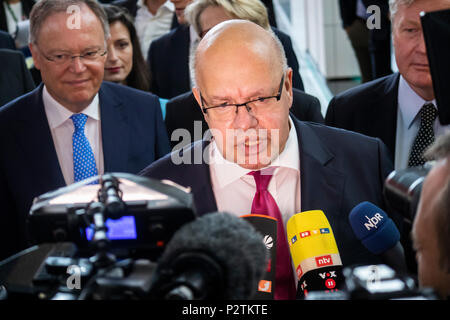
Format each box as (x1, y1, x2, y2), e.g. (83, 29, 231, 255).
(141, 20, 403, 299)
(0, 0, 170, 261)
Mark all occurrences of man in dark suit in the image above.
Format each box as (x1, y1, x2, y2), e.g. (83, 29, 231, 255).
(147, 0, 304, 99)
(0, 0, 170, 261)
(165, 89, 324, 149)
(141, 20, 400, 299)
(338, 0, 392, 81)
(326, 0, 450, 170)
(0, 49, 35, 106)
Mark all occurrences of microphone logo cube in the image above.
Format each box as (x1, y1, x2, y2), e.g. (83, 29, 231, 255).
(296, 264, 303, 279)
(315, 255, 333, 267)
(258, 280, 272, 293)
(300, 231, 311, 238)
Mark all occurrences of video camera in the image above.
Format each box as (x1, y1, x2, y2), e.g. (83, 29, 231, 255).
(0, 173, 197, 300)
(383, 162, 434, 223)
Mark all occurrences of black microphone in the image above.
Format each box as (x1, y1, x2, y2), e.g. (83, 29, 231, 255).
(349, 202, 408, 274)
(149, 212, 268, 300)
(98, 174, 125, 218)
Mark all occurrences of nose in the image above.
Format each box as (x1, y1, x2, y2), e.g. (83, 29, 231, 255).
(417, 30, 427, 55)
(107, 47, 118, 63)
(69, 56, 87, 73)
(233, 104, 258, 131)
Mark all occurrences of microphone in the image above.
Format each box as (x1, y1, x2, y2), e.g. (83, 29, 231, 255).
(349, 201, 407, 274)
(149, 212, 268, 300)
(286, 210, 345, 298)
(241, 214, 278, 299)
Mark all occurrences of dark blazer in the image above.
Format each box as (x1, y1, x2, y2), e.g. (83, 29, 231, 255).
(0, 82, 171, 260)
(0, 49, 35, 106)
(164, 89, 324, 149)
(147, 25, 304, 99)
(0, 0, 35, 33)
(0, 30, 15, 49)
(325, 73, 400, 161)
(140, 118, 400, 268)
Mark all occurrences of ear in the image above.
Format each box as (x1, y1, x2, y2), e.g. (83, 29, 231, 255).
(192, 87, 207, 118)
(29, 42, 41, 71)
(284, 68, 293, 110)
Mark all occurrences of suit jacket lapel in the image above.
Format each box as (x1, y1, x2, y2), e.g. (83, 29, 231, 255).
(294, 120, 346, 217)
(187, 140, 218, 215)
(14, 84, 65, 191)
(366, 73, 400, 158)
(99, 83, 130, 173)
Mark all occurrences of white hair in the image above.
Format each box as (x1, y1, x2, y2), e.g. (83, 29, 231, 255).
(389, 0, 416, 23)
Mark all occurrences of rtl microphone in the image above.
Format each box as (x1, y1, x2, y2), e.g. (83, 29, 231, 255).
(349, 201, 408, 274)
(149, 212, 268, 300)
(286, 210, 345, 298)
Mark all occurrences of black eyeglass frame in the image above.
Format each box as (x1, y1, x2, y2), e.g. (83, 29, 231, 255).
(200, 74, 285, 115)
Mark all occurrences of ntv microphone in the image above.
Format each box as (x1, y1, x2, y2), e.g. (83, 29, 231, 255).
(286, 210, 345, 298)
(349, 201, 408, 274)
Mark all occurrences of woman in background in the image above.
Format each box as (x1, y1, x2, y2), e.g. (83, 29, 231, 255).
(103, 4, 151, 92)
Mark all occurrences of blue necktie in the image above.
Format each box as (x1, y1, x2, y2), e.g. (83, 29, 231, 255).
(71, 113, 98, 182)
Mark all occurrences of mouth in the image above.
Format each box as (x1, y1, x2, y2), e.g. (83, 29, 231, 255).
(105, 67, 122, 73)
(66, 79, 89, 86)
(412, 63, 429, 70)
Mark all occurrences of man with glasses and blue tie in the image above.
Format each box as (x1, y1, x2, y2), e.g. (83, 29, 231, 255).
(0, 0, 170, 261)
(141, 19, 402, 299)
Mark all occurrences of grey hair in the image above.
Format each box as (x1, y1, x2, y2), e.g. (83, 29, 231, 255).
(29, 0, 110, 45)
(189, 23, 288, 89)
(389, 0, 415, 23)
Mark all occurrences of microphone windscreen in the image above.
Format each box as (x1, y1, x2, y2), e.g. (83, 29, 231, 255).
(287, 210, 342, 280)
(157, 212, 268, 299)
(349, 201, 400, 255)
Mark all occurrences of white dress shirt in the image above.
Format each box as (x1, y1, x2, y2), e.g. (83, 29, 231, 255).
(43, 86, 104, 185)
(209, 117, 301, 226)
(395, 75, 450, 170)
(3, 1, 23, 35)
(135, 0, 175, 58)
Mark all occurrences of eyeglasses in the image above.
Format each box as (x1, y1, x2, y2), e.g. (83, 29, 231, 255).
(200, 75, 285, 121)
(40, 48, 108, 65)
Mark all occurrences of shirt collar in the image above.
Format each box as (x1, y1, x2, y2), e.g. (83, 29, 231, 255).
(137, 0, 174, 16)
(189, 24, 200, 46)
(43, 85, 100, 129)
(210, 116, 300, 188)
(398, 75, 436, 129)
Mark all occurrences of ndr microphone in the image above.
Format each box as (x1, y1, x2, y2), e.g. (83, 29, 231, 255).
(349, 201, 407, 274)
(287, 210, 344, 298)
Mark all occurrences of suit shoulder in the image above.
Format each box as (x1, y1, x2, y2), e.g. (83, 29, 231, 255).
(150, 25, 188, 50)
(141, 141, 203, 173)
(0, 86, 39, 119)
(303, 121, 383, 148)
(331, 73, 399, 105)
(293, 89, 319, 104)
